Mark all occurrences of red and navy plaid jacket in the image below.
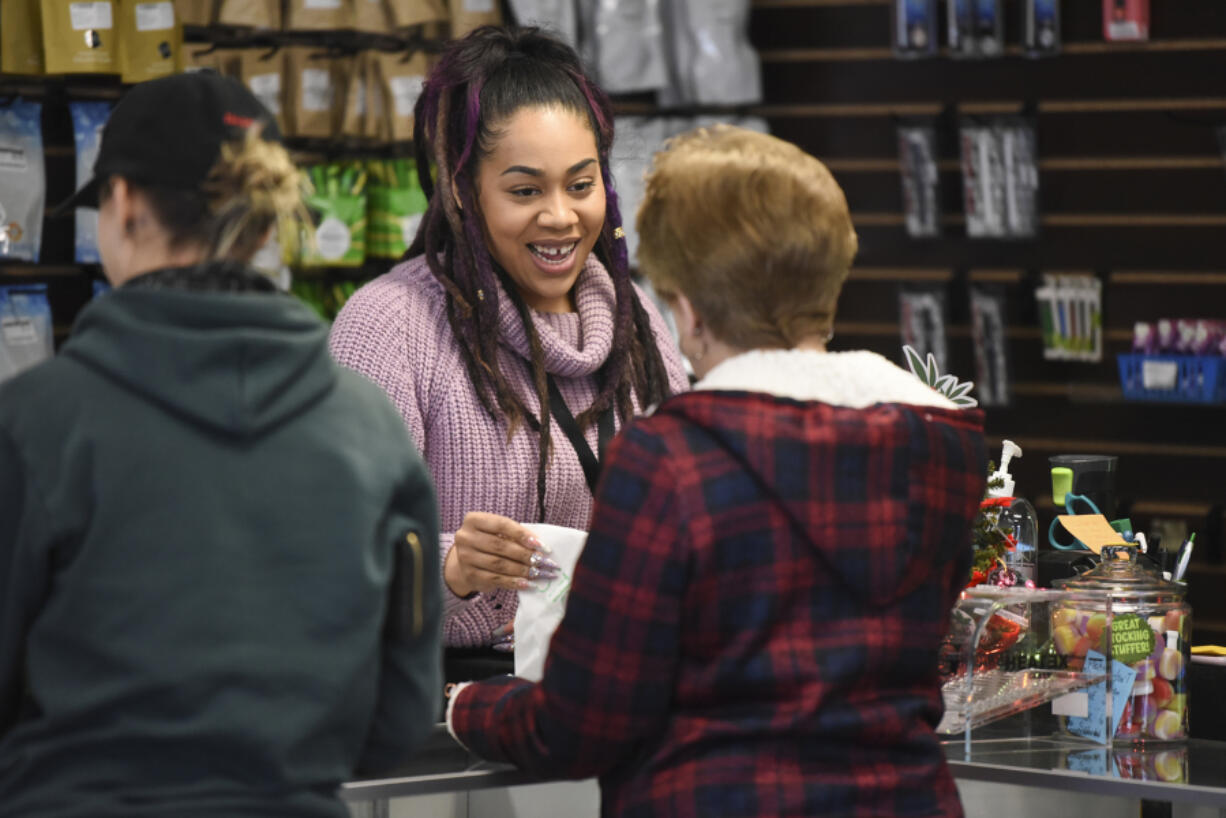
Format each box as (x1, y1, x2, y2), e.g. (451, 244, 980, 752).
(451, 390, 987, 817)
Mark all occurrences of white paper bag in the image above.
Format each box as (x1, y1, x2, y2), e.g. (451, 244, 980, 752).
(513, 523, 588, 682)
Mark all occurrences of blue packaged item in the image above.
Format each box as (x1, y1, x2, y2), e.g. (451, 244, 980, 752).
(0, 99, 45, 263)
(0, 283, 54, 383)
(70, 101, 113, 264)
(1024, 0, 1061, 56)
(894, 0, 937, 57)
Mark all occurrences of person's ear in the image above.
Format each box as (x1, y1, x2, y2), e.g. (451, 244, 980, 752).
(105, 176, 135, 230)
(669, 292, 702, 340)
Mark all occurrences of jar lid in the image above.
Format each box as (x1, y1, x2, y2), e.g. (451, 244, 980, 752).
(1054, 545, 1184, 599)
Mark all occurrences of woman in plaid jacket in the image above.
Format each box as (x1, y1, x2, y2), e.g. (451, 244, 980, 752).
(447, 126, 988, 817)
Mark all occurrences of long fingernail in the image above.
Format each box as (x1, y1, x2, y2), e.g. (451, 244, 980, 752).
(494, 633, 513, 645)
(541, 558, 561, 572)
(492, 642, 514, 653)
(515, 578, 539, 590)
(492, 623, 510, 639)
(526, 535, 550, 554)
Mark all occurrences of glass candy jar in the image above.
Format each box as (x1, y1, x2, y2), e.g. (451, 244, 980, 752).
(1052, 546, 1191, 744)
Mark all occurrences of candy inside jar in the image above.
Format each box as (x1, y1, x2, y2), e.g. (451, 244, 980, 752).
(1051, 545, 1190, 744)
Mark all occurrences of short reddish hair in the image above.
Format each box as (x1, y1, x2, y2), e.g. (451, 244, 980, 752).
(636, 125, 858, 348)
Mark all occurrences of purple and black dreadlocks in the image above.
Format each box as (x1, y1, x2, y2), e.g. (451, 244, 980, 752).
(406, 25, 674, 521)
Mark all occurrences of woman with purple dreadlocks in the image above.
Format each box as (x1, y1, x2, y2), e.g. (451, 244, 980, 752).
(329, 26, 689, 660)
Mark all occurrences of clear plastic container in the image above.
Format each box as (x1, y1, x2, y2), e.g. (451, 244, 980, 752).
(999, 497, 1038, 584)
(1053, 546, 1191, 744)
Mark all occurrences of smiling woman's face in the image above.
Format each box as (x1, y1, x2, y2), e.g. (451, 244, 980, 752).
(475, 106, 605, 313)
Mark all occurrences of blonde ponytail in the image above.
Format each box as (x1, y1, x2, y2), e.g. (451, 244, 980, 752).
(201, 127, 308, 263)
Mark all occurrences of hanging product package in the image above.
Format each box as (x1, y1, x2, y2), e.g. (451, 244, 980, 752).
(1, 0, 45, 75)
(946, 0, 974, 57)
(893, 0, 936, 58)
(385, 0, 444, 29)
(302, 162, 367, 268)
(375, 50, 428, 143)
(117, 0, 181, 83)
(969, 285, 1010, 406)
(238, 49, 286, 134)
(972, 0, 1003, 56)
(593, 0, 666, 94)
(351, 0, 390, 32)
(285, 48, 338, 139)
(0, 284, 54, 383)
(508, 0, 576, 48)
(898, 123, 941, 238)
(338, 54, 367, 139)
(366, 158, 428, 259)
(1023, 0, 1060, 57)
(660, 0, 760, 106)
(610, 116, 660, 264)
(1103, 0, 1147, 42)
(41, 0, 117, 74)
(172, 0, 214, 26)
(215, 0, 279, 28)
(0, 100, 45, 263)
(285, 0, 347, 30)
(362, 51, 387, 141)
(449, 0, 500, 39)
(960, 117, 1006, 238)
(70, 101, 111, 264)
(1000, 117, 1039, 238)
(899, 286, 949, 377)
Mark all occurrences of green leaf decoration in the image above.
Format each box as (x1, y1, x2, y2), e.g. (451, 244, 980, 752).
(903, 345, 931, 385)
(901, 344, 979, 408)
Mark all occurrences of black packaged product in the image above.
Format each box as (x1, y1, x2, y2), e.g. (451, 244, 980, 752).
(969, 285, 1010, 406)
(898, 124, 941, 238)
(1023, 0, 1061, 57)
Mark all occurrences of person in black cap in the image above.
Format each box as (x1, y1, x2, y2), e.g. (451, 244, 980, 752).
(0, 71, 442, 817)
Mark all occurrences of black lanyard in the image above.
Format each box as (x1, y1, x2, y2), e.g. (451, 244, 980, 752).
(546, 374, 615, 495)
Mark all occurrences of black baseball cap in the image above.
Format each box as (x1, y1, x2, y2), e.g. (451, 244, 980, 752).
(53, 71, 281, 216)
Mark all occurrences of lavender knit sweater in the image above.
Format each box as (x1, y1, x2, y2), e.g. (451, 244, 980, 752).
(329, 254, 689, 648)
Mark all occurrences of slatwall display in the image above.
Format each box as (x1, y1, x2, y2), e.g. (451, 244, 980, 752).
(740, 0, 1226, 641)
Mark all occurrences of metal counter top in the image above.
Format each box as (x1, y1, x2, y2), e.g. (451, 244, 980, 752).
(341, 725, 1226, 805)
(340, 725, 525, 803)
(943, 736, 1226, 806)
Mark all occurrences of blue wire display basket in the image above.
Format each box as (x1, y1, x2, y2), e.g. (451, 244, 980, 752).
(1117, 354, 1226, 404)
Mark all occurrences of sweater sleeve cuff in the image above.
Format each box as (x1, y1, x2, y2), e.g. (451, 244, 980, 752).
(439, 534, 474, 617)
(445, 681, 475, 752)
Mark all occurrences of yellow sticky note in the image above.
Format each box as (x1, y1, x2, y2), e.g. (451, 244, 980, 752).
(1056, 514, 1130, 554)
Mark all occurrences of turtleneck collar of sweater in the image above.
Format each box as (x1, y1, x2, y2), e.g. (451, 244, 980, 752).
(494, 254, 616, 378)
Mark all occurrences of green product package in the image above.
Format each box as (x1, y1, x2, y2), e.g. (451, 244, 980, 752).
(366, 158, 426, 259)
(302, 162, 366, 268)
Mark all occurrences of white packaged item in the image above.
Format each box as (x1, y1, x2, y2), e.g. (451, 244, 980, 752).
(513, 523, 588, 682)
(610, 115, 658, 265)
(0, 284, 54, 383)
(509, 0, 577, 48)
(898, 124, 941, 238)
(595, 0, 666, 93)
(0, 99, 45, 263)
(659, 0, 760, 107)
(70, 101, 111, 264)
